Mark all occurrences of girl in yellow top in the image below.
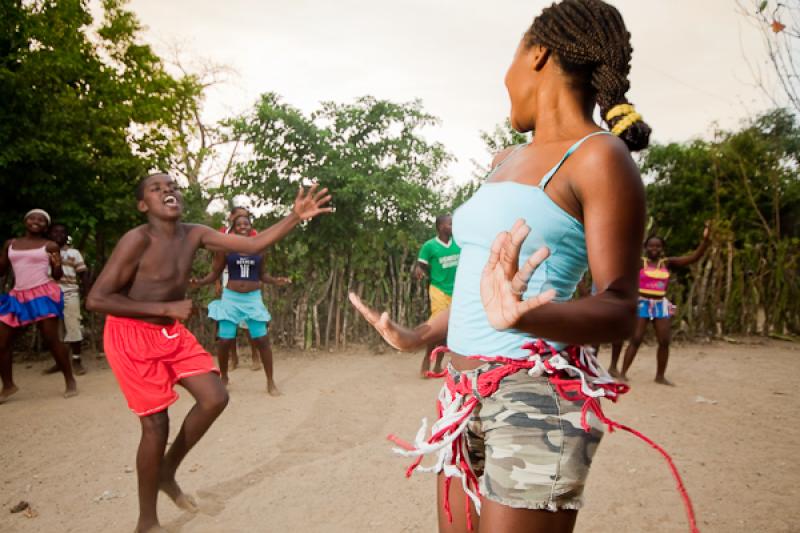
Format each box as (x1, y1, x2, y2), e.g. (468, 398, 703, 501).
(614, 224, 710, 385)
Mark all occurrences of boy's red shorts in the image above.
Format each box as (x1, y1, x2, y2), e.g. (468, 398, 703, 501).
(104, 315, 219, 417)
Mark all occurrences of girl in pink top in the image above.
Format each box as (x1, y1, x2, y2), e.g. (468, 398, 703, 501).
(0, 209, 78, 403)
(610, 224, 710, 385)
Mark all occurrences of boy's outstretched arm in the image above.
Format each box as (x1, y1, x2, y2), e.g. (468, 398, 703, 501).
(86, 231, 191, 320)
(200, 184, 332, 254)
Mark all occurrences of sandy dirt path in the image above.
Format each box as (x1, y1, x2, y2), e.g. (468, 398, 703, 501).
(1, 339, 798, 533)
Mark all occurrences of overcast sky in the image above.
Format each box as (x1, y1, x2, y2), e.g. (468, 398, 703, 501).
(126, 0, 771, 184)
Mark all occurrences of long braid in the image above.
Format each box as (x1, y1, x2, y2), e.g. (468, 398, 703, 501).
(524, 0, 651, 151)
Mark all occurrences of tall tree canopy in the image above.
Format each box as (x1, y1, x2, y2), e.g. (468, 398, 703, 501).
(0, 0, 200, 260)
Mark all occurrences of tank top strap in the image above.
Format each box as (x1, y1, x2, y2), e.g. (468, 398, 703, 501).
(487, 143, 529, 177)
(538, 131, 613, 190)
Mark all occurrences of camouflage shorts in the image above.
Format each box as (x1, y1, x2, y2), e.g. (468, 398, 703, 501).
(448, 362, 604, 510)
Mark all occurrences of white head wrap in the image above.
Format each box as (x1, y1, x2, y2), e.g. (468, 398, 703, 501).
(24, 209, 51, 225)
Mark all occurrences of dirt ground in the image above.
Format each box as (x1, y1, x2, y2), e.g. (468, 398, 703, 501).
(1, 339, 798, 533)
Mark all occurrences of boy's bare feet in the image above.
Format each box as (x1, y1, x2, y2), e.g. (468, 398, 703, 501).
(0, 385, 20, 403)
(64, 381, 78, 398)
(608, 368, 621, 378)
(267, 381, 281, 396)
(159, 476, 199, 513)
(655, 377, 675, 386)
(618, 373, 629, 383)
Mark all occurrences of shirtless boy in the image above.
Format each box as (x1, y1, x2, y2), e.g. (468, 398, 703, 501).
(86, 173, 331, 533)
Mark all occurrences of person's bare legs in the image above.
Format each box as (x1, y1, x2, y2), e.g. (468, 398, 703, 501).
(620, 317, 648, 381)
(251, 333, 279, 395)
(0, 322, 20, 402)
(135, 411, 170, 533)
(437, 472, 479, 533)
(70, 341, 86, 375)
(37, 318, 77, 397)
(479, 498, 577, 533)
(216, 338, 235, 386)
(246, 329, 261, 371)
(44, 340, 85, 375)
(437, 473, 577, 533)
(653, 317, 674, 385)
(229, 335, 239, 371)
(608, 342, 624, 377)
(420, 343, 445, 378)
(159, 372, 228, 513)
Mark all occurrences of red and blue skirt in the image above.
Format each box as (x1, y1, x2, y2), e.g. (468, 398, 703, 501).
(0, 281, 64, 328)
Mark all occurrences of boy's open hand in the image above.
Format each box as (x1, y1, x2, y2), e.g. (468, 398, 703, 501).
(292, 183, 333, 221)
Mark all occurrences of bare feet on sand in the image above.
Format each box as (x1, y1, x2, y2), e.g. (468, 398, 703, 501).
(267, 381, 282, 397)
(64, 380, 78, 398)
(609, 368, 621, 379)
(0, 385, 20, 404)
(655, 377, 676, 386)
(159, 476, 199, 513)
(135, 525, 168, 533)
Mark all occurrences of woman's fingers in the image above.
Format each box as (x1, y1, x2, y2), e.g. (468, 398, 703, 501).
(517, 288, 557, 314)
(348, 292, 380, 326)
(483, 231, 509, 277)
(501, 219, 530, 279)
(512, 246, 550, 294)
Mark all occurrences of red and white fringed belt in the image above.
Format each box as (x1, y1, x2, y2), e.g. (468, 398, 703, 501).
(387, 340, 700, 533)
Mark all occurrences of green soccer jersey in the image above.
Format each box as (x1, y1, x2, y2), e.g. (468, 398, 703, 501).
(418, 237, 461, 296)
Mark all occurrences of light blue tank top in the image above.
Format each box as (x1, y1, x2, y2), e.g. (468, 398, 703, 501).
(447, 131, 610, 359)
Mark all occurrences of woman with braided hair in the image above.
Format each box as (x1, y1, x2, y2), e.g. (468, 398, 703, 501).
(350, 2, 699, 533)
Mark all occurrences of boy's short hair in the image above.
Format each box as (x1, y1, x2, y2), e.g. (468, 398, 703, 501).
(135, 172, 169, 201)
(435, 213, 451, 230)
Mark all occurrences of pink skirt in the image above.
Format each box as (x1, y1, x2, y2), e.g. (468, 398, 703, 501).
(0, 281, 64, 328)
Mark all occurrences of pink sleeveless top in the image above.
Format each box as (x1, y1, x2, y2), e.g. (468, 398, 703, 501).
(9, 244, 52, 290)
(639, 258, 669, 298)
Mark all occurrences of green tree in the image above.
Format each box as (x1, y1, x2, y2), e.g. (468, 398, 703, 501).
(201, 93, 453, 348)
(0, 0, 202, 263)
(642, 109, 800, 336)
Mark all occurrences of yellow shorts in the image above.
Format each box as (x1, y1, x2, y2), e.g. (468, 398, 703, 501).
(429, 285, 452, 317)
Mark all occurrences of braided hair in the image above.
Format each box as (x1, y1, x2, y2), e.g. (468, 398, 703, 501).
(525, 0, 651, 151)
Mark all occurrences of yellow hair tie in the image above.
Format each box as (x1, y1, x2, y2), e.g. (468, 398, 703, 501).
(606, 103, 635, 121)
(611, 112, 642, 136)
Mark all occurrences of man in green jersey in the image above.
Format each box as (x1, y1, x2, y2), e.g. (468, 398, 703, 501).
(414, 214, 460, 377)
